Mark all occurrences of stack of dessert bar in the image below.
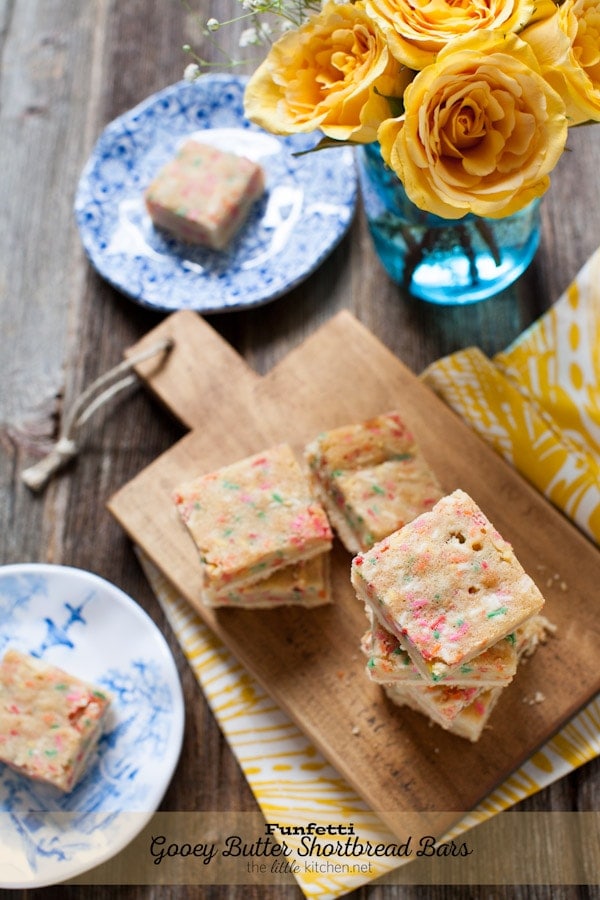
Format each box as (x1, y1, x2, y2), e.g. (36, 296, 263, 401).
(305, 411, 445, 554)
(351, 489, 550, 741)
(173, 443, 333, 608)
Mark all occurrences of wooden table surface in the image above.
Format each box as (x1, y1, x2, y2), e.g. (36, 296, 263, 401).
(2, 3, 599, 899)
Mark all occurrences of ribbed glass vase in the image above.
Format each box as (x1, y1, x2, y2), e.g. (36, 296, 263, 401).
(356, 143, 541, 305)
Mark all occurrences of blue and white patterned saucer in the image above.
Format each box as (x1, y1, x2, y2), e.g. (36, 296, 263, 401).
(75, 75, 357, 313)
(0, 563, 184, 888)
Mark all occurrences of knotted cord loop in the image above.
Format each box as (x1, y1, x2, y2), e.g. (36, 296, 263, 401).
(21, 337, 174, 492)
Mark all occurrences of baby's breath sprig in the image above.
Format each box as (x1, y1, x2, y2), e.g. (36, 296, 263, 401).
(182, 0, 324, 76)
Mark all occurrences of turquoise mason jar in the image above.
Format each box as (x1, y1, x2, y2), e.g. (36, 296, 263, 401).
(355, 143, 542, 305)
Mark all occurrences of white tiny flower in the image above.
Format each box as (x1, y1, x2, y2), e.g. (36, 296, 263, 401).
(257, 21, 273, 38)
(239, 26, 260, 47)
(240, 21, 273, 46)
(206, 17, 220, 31)
(183, 63, 201, 82)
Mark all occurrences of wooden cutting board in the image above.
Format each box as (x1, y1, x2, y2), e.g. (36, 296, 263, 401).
(108, 309, 600, 838)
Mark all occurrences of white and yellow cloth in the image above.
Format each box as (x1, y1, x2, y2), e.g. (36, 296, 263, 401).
(142, 245, 600, 899)
(423, 246, 600, 544)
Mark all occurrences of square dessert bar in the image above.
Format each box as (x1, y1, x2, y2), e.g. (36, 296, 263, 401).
(351, 489, 546, 682)
(144, 139, 265, 249)
(0, 649, 111, 792)
(209, 554, 331, 609)
(395, 682, 485, 726)
(360, 612, 518, 687)
(385, 682, 503, 743)
(382, 615, 554, 740)
(173, 443, 333, 601)
(305, 411, 443, 554)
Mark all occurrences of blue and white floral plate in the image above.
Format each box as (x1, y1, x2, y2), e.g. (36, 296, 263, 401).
(0, 563, 184, 888)
(75, 75, 357, 313)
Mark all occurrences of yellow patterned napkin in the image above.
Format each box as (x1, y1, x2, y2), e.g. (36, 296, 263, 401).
(423, 245, 600, 544)
(139, 246, 600, 898)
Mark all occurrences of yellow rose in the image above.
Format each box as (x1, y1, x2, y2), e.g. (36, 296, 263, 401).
(243, 2, 412, 143)
(378, 31, 568, 219)
(522, 0, 600, 125)
(365, 0, 535, 70)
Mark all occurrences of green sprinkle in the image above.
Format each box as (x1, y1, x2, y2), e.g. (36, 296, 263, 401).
(506, 632, 516, 645)
(222, 480, 240, 490)
(367, 658, 375, 669)
(487, 606, 508, 618)
(372, 485, 385, 495)
(54, 683, 68, 691)
(44, 749, 58, 758)
(433, 630, 440, 639)
(459, 664, 474, 674)
(271, 492, 284, 503)
(392, 453, 413, 461)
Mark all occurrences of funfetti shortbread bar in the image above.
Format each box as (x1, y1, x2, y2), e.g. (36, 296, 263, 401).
(381, 614, 554, 741)
(385, 682, 503, 743)
(351, 489, 546, 682)
(305, 411, 443, 554)
(0, 649, 111, 792)
(173, 443, 333, 602)
(144, 139, 265, 249)
(361, 612, 518, 687)
(395, 681, 485, 725)
(208, 554, 331, 609)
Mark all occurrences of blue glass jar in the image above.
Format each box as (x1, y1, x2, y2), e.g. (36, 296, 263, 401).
(356, 143, 541, 305)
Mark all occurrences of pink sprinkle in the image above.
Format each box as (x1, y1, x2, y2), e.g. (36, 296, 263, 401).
(411, 599, 428, 611)
(449, 622, 470, 641)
